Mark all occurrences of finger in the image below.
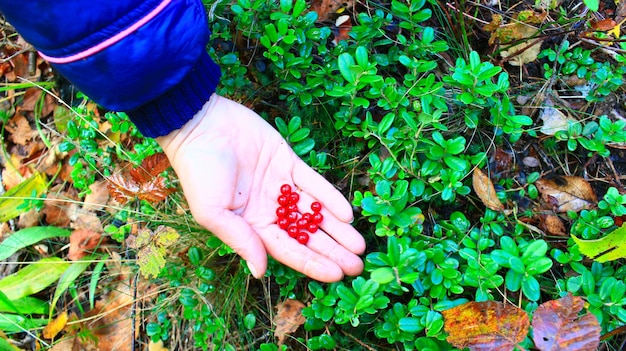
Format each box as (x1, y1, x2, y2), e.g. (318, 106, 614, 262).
(298, 192, 366, 255)
(197, 207, 268, 279)
(304, 227, 364, 276)
(292, 159, 354, 223)
(260, 226, 347, 282)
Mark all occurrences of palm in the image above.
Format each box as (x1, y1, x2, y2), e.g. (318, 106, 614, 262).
(158, 95, 365, 282)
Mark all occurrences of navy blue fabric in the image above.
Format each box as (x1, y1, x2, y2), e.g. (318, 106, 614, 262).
(0, 0, 222, 137)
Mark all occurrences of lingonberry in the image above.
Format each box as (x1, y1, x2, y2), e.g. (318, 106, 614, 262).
(311, 202, 322, 213)
(277, 218, 289, 230)
(287, 211, 299, 223)
(307, 223, 318, 233)
(276, 207, 288, 218)
(289, 192, 300, 204)
(296, 218, 309, 229)
(287, 226, 299, 238)
(312, 212, 324, 224)
(287, 204, 299, 213)
(296, 232, 309, 244)
(301, 213, 312, 223)
(280, 184, 292, 195)
(277, 195, 289, 206)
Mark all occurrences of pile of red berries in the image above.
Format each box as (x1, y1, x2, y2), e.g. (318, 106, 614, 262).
(275, 184, 324, 245)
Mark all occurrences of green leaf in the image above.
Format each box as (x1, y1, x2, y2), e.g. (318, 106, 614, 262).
(371, 267, 395, 285)
(336, 285, 357, 305)
(293, 139, 315, 156)
(355, 46, 369, 69)
(572, 224, 626, 262)
(244, 313, 256, 330)
(399, 317, 423, 333)
(51, 259, 91, 317)
(526, 257, 553, 275)
(89, 257, 107, 310)
(0, 226, 71, 261)
(0, 172, 47, 222)
(0, 291, 48, 315)
(0, 313, 48, 333)
(0, 257, 69, 300)
(289, 128, 310, 143)
(583, 0, 599, 11)
(188, 247, 202, 267)
(522, 276, 540, 301)
(338, 53, 356, 83)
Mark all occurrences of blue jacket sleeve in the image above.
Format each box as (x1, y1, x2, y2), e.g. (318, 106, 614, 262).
(0, 0, 222, 138)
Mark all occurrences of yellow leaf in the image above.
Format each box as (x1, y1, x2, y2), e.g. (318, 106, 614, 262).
(572, 224, 626, 262)
(0, 172, 47, 222)
(149, 340, 169, 351)
(43, 311, 68, 339)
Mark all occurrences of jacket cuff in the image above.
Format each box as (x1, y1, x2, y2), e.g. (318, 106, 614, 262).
(126, 50, 221, 138)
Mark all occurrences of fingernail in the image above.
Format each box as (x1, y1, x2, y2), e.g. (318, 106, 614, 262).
(247, 262, 260, 279)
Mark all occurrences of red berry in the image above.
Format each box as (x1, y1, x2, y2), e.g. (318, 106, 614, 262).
(276, 206, 288, 218)
(307, 223, 318, 233)
(311, 202, 322, 212)
(302, 213, 312, 223)
(277, 218, 289, 230)
(287, 204, 299, 213)
(287, 226, 299, 238)
(287, 211, 299, 223)
(280, 184, 292, 195)
(289, 192, 300, 204)
(312, 212, 324, 224)
(277, 195, 289, 206)
(296, 218, 309, 229)
(296, 232, 309, 244)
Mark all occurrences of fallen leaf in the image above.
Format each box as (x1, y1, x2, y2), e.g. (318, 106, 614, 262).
(590, 18, 618, 31)
(129, 153, 171, 184)
(443, 301, 529, 351)
(473, 168, 504, 211)
(539, 107, 575, 135)
(42, 193, 72, 227)
(5, 113, 37, 146)
(83, 181, 110, 211)
(535, 176, 597, 213)
(332, 15, 352, 44)
(1, 154, 31, 190)
(532, 293, 600, 351)
(572, 223, 626, 262)
(21, 88, 56, 117)
(149, 340, 168, 351)
(68, 229, 103, 261)
(83, 286, 138, 351)
(43, 311, 68, 339)
(485, 11, 547, 65)
(107, 153, 175, 205)
(540, 214, 567, 236)
(274, 299, 306, 347)
(17, 208, 42, 229)
(309, 0, 354, 22)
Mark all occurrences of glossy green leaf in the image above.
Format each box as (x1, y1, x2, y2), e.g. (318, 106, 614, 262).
(338, 53, 356, 83)
(573, 224, 626, 262)
(0, 257, 69, 300)
(0, 291, 48, 315)
(0, 313, 48, 333)
(370, 267, 395, 285)
(0, 226, 71, 261)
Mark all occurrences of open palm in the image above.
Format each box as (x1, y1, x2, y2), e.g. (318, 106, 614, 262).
(157, 95, 365, 282)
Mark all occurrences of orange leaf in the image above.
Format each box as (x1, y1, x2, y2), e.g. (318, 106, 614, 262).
(442, 301, 530, 351)
(68, 229, 103, 261)
(274, 299, 306, 346)
(591, 19, 618, 31)
(107, 153, 175, 204)
(129, 153, 171, 183)
(43, 311, 68, 339)
(532, 293, 600, 351)
(472, 168, 504, 211)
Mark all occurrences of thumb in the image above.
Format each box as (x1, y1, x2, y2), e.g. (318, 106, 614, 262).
(197, 208, 268, 278)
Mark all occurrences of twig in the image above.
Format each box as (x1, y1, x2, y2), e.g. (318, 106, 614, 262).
(340, 329, 377, 351)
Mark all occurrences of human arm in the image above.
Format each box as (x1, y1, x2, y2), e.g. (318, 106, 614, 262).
(0, 0, 366, 281)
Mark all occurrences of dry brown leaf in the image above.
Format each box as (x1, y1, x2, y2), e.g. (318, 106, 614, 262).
(21, 88, 56, 117)
(536, 176, 597, 213)
(42, 196, 72, 227)
(532, 293, 600, 351)
(43, 311, 68, 339)
(540, 214, 567, 236)
(472, 168, 504, 211)
(83, 181, 110, 211)
(148, 340, 169, 351)
(1, 154, 29, 190)
(129, 153, 172, 183)
(309, 0, 354, 22)
(591, 19, 618, 31)
(5, 113, 38, 146)
(443, 301, 530, 351)
(17, 208, 42, 229)
(68, 229, 103, 261)
(67, 204, 104, 232)
(83, 286, 138, 351)
(274, 299, 306, 346)
(540, 106, 575, 135)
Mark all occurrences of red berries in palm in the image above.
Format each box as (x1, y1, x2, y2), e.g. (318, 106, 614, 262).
(296, 218, 309, 229)
(287, 211, 299, 223)
(312, 212, 323, 224)
(307, 223, 318, 233)
(276, 207, 288, 218)
(311, 202, 322, 213)
(287, 204, 298, 213)
(301, 213, 312, 223)
(280, 184, 292, 195)
(289, 192, 300, 204)
(287, 226, 298, 238)
(277, 195, 289, 206)
(277, 218, 289, 230)
(296, 232, 309, 244)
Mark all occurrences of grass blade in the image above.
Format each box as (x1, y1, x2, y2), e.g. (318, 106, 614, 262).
(0, 226, 71, 261)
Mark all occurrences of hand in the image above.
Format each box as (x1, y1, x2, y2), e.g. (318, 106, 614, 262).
(157, 94, 365, 282)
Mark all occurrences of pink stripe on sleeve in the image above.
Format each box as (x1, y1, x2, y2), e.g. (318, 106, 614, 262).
(39, 0, 172, 64)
